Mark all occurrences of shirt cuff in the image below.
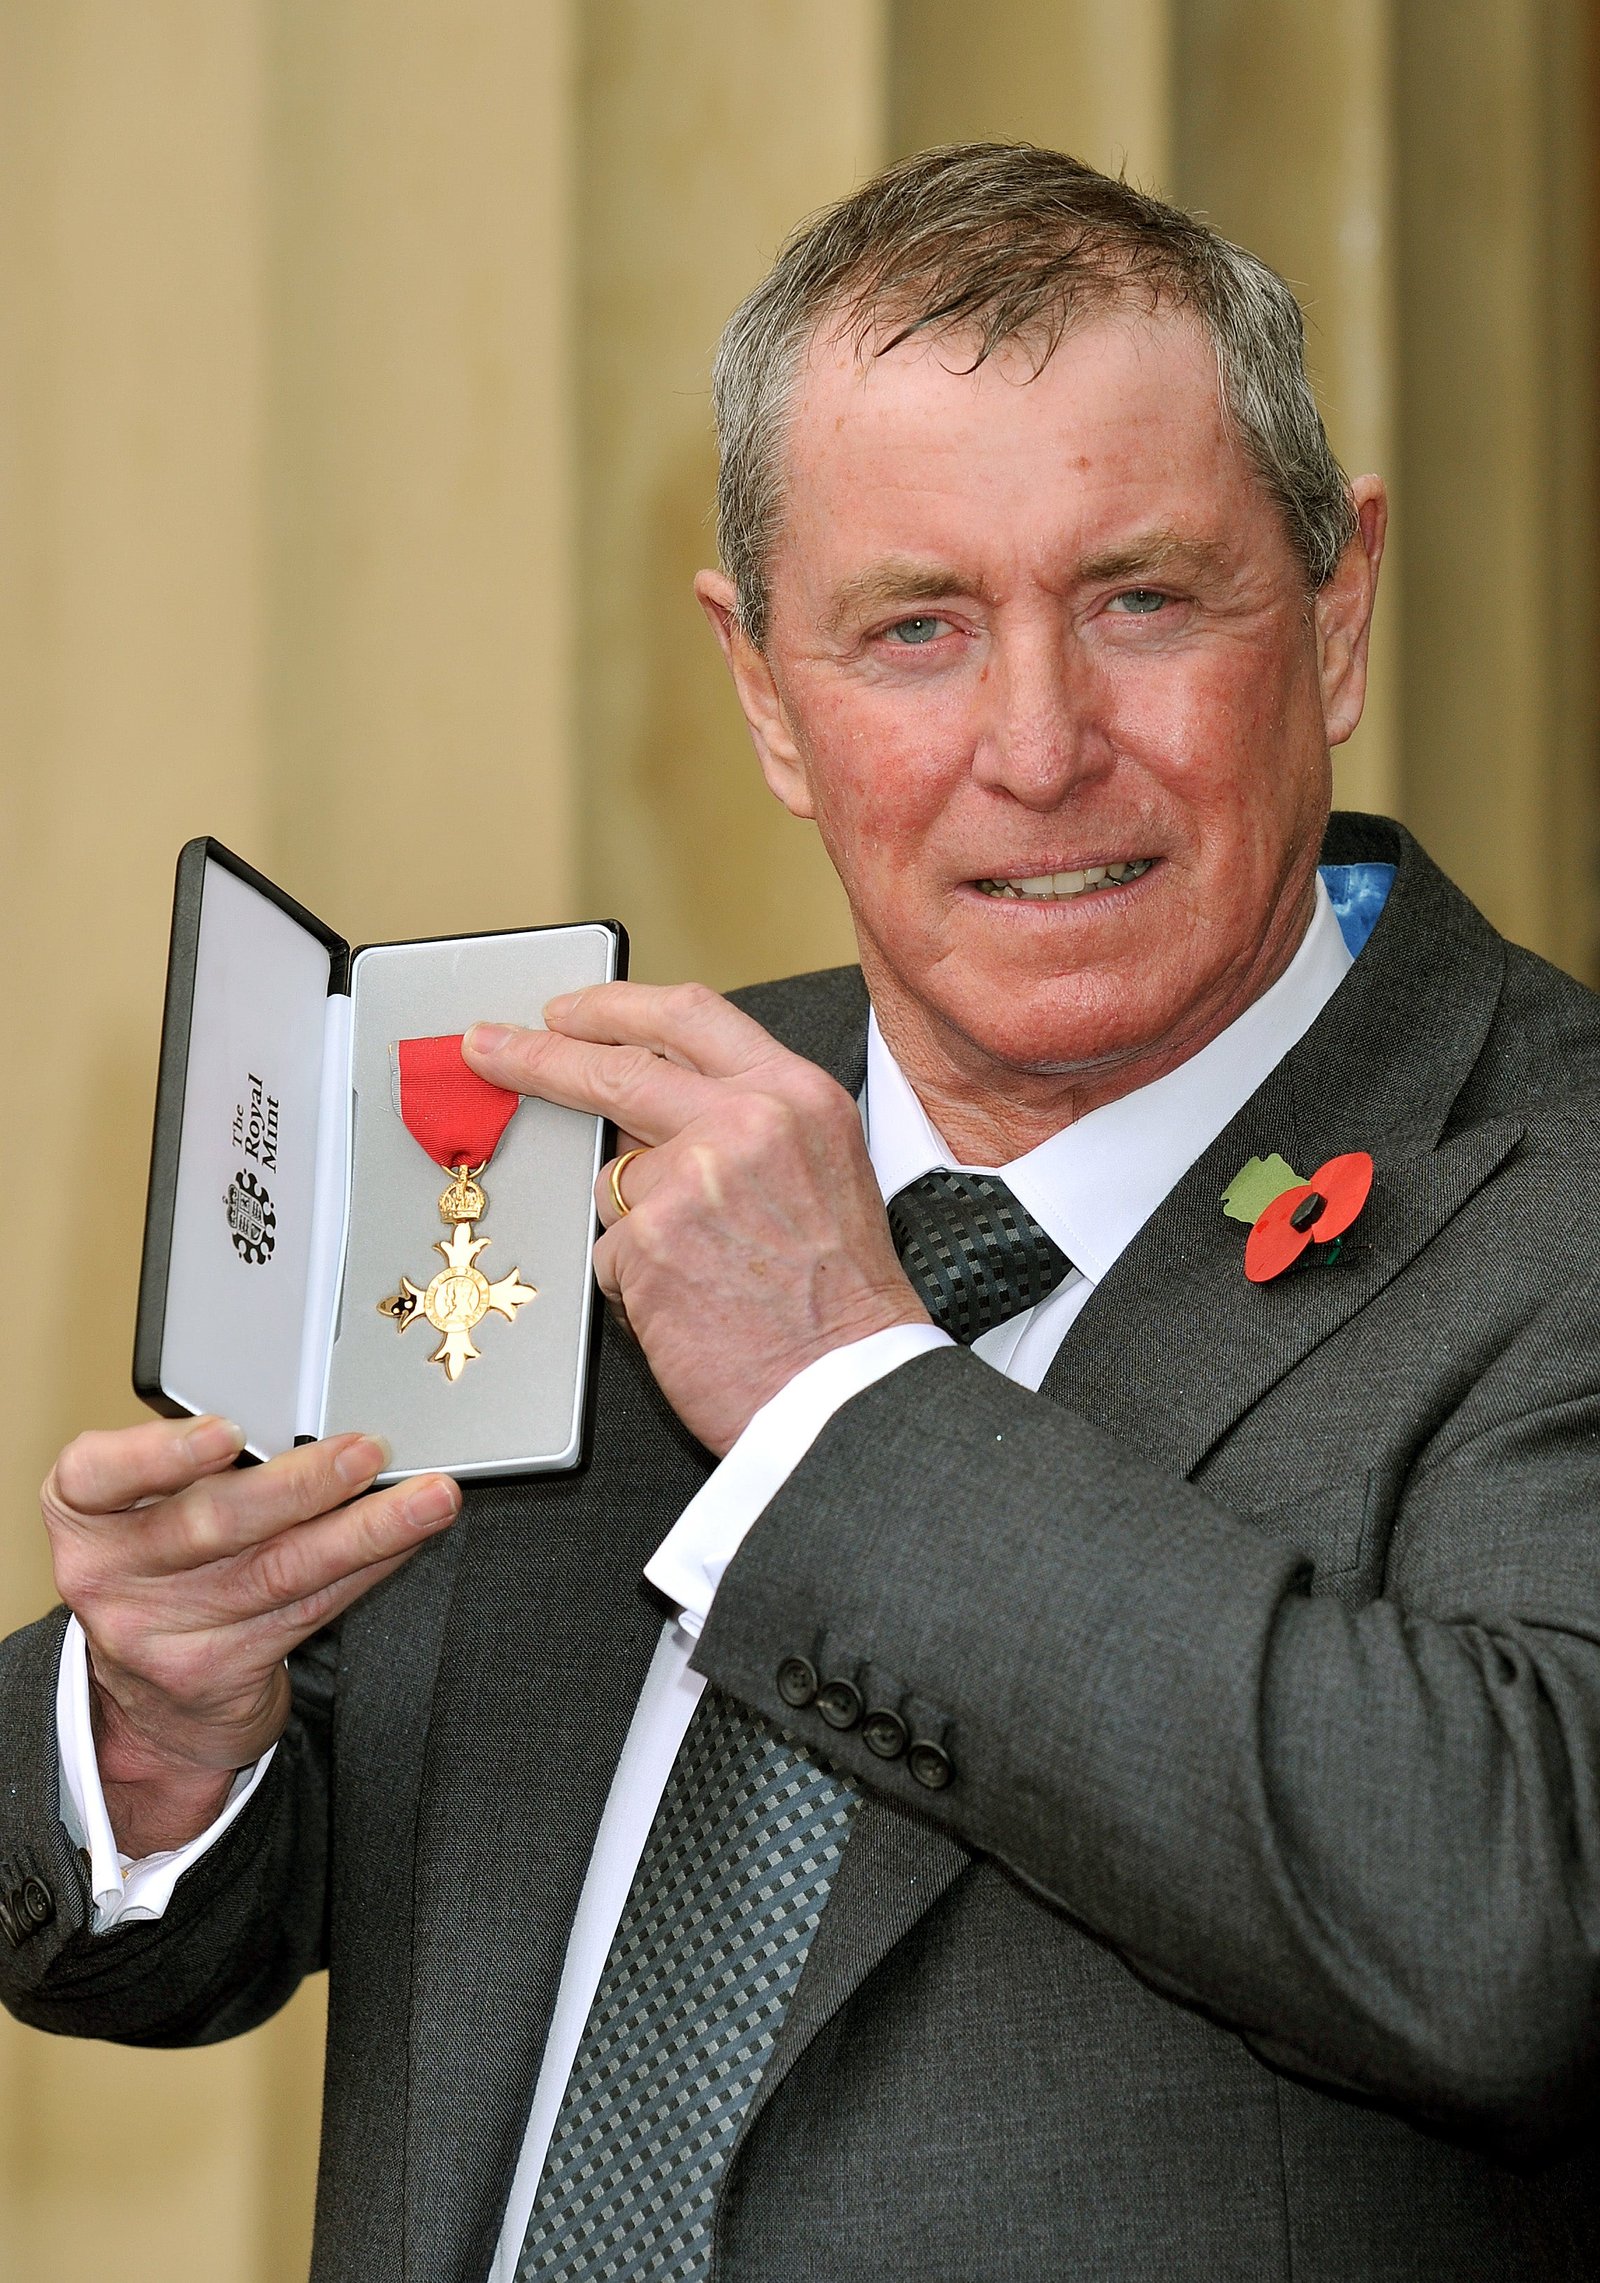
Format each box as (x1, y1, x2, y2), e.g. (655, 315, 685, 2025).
(55, 1614, 276, 1934)
(644, 1322, 952, 1636)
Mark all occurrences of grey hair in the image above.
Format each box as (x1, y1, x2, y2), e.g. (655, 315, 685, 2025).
(711, 143, 1358, 646)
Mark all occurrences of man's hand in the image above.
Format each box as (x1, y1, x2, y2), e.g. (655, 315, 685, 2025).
(42, 1417, 460, 1859)
(465, 985, 930, 1456)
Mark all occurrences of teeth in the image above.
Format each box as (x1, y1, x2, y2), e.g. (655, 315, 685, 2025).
(975, 858, 1152, 900)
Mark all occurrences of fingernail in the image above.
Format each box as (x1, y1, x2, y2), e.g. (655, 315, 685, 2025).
(404, 1476, 459, 1529)
(466, 1022, 512, 1054)
(186, 1416, 245, 1463)
(335, 1435, 389, 1487)
(543, 993, 576, 1020)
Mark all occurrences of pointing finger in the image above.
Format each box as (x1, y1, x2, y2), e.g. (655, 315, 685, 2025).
(538, 981, 790, 1079)
(462, 1024, 713, 1144)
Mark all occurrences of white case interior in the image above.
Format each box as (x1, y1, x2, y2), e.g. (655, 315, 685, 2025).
(162, 861, 333, 1457)
(156, 853, 616, 1477)
(321, 927, 617, 1477)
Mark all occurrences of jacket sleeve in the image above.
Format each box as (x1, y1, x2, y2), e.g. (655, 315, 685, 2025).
(0, 1603, 333, 2046)
(692, 1342, 1600, 2166)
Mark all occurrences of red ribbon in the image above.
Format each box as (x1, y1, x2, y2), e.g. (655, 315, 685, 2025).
(395, 1035, 520, 1171)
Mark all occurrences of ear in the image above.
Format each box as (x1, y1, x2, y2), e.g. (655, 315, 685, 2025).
(1315, 474, 1388, 749)
(694, 570, 816, 820)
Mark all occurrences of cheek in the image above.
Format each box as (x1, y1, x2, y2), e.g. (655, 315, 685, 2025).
(1110, 641, 1318, 829)
(1115, 642, 1272, 755)
(792, 682, 962, 875)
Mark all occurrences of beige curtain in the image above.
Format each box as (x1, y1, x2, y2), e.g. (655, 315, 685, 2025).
(1, 4, 1592, 2273)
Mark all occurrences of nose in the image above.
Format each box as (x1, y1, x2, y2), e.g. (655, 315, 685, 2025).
(970, 620, 1116, 809)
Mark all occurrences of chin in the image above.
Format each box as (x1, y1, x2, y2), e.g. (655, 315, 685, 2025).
(943, 986, 1165, 1081)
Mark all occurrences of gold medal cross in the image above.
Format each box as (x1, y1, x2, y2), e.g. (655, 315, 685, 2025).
(378, 1164, 537, 1382)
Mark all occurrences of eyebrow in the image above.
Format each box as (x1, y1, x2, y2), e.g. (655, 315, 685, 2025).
(822, 560, 998, 636)
(1076, 530, 1227, 584)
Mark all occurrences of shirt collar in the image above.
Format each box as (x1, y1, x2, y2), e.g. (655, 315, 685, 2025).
(863, 871, 1353, 1287)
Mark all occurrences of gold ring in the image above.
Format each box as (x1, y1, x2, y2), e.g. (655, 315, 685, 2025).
(608, 1147, 646, 1218)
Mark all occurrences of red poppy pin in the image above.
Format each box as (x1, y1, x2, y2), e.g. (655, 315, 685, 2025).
(1221, 1150, 1374, 1284)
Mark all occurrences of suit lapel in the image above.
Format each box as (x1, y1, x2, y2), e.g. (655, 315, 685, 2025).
(1047, 818, 1518, 1473)
(1045, 1092, 1522, 1475)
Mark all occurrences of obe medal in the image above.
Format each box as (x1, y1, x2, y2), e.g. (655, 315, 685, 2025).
(377, 1035, 537, 1382)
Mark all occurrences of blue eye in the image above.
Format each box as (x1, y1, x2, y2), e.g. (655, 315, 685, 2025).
(1111, 589, 1166, 615)
(883, 615, 949, 645)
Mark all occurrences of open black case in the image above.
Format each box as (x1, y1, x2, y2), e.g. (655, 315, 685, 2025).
(134, 839, 626, 1481)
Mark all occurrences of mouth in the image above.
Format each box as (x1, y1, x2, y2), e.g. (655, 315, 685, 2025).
(972, 858, 1155, 902)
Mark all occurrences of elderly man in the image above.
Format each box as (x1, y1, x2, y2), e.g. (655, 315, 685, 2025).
(4, 144, 1599, 2282)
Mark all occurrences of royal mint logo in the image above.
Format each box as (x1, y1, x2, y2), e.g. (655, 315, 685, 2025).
(226, 1167, 276, 1265)
(232, 1072, 279, 1170)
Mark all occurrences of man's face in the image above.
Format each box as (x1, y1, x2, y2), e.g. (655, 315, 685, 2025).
(702, 309, 1381, 1116)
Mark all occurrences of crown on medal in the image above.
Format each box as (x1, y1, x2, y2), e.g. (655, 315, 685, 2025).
(438, 1164, 487, 1225)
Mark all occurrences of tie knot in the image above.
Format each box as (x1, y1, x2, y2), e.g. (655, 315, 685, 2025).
(887, 1167, 1073, 1345)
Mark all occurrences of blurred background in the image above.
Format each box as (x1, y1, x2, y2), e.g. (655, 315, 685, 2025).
(1, 2, 1596, 2274)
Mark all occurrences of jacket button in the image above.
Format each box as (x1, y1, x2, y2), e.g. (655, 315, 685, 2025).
(908, 1740, 954, 1790)
(0, 1873, 54, 1949)
(776, 1655, 818, 1709)
(862, 1707, 908, 1759)
(816, 1676, 863, 1730)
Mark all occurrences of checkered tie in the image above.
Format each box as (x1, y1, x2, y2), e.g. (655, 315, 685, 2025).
(517, 1689, 858, 2280)
(518, 1168, 1063, 2278)
(888, 1166, 1074, 1343)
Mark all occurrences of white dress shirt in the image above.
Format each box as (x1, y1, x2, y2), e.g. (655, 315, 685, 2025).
(56, 878, 1356, 2280)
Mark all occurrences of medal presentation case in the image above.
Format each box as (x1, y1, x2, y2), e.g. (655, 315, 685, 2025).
(133, 839, 626, 1481)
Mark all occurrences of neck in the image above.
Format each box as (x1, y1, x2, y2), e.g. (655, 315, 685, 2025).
(863, 883, 1320, 1167)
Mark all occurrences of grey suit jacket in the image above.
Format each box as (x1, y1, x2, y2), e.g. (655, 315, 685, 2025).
(3, 813, 1599, 2282)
